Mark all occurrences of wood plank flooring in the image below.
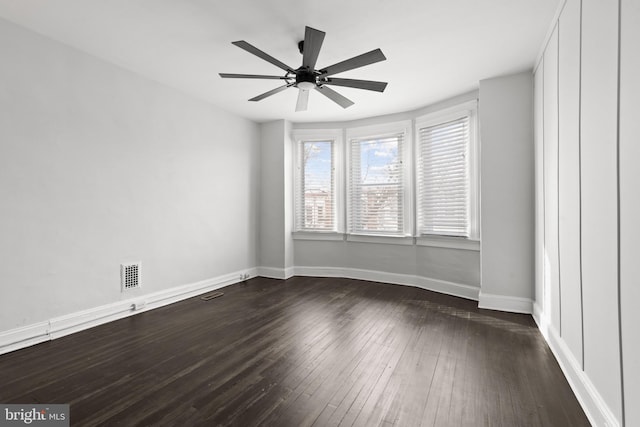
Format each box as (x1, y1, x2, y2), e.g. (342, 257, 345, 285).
(0, 277, 590, 426)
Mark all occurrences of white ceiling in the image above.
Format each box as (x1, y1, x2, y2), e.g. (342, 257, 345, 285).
(0, 0, 559, 123)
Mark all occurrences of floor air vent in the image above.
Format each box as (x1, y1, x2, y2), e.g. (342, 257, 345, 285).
(121, 262, 141, 291)
(201, 291, 224, 301)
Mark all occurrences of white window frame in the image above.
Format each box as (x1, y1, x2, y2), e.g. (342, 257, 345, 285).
(414, 100, 479, 249)
(291, 129, 344, 240)
(345, 120, 413, 242)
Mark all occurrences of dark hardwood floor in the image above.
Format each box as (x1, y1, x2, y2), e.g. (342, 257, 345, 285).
(0, 277, 589, 426)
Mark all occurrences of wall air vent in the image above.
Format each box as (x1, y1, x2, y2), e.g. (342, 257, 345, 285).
(121, 262, 141, 292)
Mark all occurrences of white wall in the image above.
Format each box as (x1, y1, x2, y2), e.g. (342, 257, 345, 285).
(580, 0, 621, 420)
(294, 241, 480, 286)
(258, 120, 294, 276)
(533, 0, 639, 425)
(478, 71, 534, 311)
(534, 59, 545, 314)
(543, 27, 561, 329)
(557, 0, 583, 367)
(283, 121, 294, 271)
(0, 18, 260, 332)
(619, 0, 640, 424)
(259, 121, 285, 271)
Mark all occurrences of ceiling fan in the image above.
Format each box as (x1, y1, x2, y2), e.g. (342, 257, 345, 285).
(219, 26, 388, 112)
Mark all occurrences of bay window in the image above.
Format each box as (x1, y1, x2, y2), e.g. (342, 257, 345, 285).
(291, 100, 478, 248)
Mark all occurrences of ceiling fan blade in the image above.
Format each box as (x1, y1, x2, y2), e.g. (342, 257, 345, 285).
(232, 40, 294, 72)
(249, 83, 293, 102)
(302, 26, 325, 69)
(315, 85, 354, 109)
(219, 73, 290, 80)
(319, 48, 386, 77)
(321, 78, 388, 92)
(296, 89, 310, 112)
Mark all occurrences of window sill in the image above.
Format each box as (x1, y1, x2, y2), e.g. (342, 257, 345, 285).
(416, 236, 480, 251)
(292, 231, 345, 241)
(346, 234, 414, 246)
(291, 232, 480, 250)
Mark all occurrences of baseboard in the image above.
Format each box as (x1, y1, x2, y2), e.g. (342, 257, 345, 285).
(0, 321, 49, 356)
(478, 291, 533, 314)
(532, 301, 550, 338)
(293, 266, 480, 301)
(256, 266, 295, 280)
(533, 307, 620, 427)
(0, 267, 258, 356)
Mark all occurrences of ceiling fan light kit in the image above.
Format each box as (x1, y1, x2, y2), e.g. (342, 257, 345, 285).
(219, 26, 388, 112)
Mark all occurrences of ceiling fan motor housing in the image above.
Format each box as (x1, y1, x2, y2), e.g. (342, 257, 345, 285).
(295, 68, 317, 90)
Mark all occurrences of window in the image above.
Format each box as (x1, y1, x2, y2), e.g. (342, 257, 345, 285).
(416, 101, 478, 239)
(291, 101, 478, 249)
(296, 140, 335, 231)
(293, 130, 342, 233)
(347, 122, 411, 237)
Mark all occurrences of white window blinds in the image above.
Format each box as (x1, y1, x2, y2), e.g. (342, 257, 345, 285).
(349, 134, 404, 235)
(295, 140, 336, 231)
(417, 116, 470, 237)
